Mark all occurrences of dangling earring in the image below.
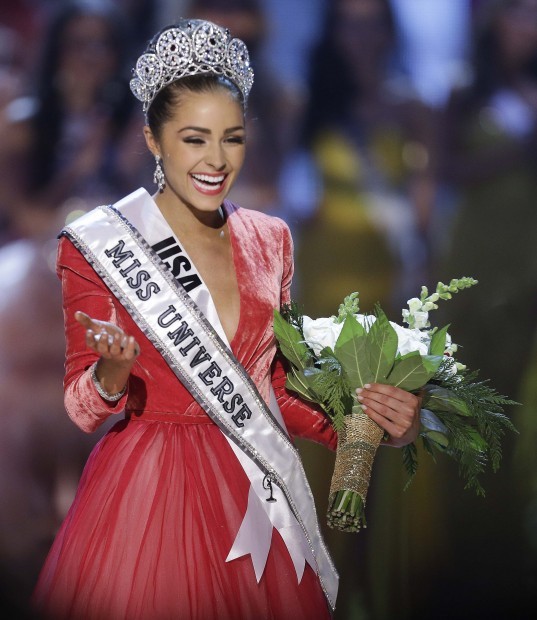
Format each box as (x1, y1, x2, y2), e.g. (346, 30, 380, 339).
(153, 155, 165, 192)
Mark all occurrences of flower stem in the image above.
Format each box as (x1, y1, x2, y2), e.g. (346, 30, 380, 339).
(327, 490, 366, 532)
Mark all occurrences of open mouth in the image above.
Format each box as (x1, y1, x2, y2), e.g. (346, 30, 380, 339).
(190, 173, 227, 194)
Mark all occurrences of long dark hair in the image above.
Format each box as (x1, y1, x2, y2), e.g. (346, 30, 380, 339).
(472, 0, 537, 101)
(28, 0, 131, 193)
(300, 0, 396, 147)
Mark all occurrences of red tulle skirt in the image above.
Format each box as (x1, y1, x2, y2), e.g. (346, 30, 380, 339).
(32, 417, 331, 619)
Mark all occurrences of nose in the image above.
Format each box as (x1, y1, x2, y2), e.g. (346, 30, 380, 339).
(205, 142, 226, 170)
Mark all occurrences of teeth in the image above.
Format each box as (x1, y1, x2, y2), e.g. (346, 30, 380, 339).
(192, 173, 225, 183)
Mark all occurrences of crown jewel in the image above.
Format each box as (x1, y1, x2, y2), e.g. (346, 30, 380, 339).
(130, 20, 254, 112)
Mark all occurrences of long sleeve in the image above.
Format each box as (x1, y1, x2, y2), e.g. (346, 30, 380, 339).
(57, 236, 130, 433)
(273, 221, 337, 450)
(272, 357, 337, 449)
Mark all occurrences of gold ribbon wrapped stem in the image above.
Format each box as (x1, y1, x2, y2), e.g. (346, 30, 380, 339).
(327, 405, 384, 532)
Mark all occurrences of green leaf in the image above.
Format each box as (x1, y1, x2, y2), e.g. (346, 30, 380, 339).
(423, 429, 449, 448)
(429, 324, 450, 356)
(273, 310, 311, 370)
(367, 309, 398, 382)
(285, 368, 319, 403)
(334, 315, 373, 388)
(465, 428, 488, 452)
(387, 352, 443, 391)
(335, 313, 365, 346)
(422, 385, 471, 416)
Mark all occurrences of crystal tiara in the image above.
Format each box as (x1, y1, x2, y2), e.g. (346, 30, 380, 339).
(130, 19, 255, 113)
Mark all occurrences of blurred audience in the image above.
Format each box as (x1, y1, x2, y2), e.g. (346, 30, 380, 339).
(0, 2, 145, 615)
(283, 0, 435, 319)
(0, 0, 147, 244)
(430, 1, 537, 617)
(438, 0, 537, 403)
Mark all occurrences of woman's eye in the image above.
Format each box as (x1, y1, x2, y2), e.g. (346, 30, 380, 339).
(225, 136, 245, 145)
(183, 137, 205, 145)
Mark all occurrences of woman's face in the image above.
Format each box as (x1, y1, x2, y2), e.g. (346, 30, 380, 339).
(145, 87, 246, 217)
(335, 0, 391, 64)
(58, 14, 118, 91)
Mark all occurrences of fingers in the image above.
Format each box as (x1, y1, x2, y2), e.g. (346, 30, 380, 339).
(77, 311, 140, 361)
(356, 383, 420, 446)
(87, 329, 140, 360)
(358, 382, 414, 405)
(75, 310, 97, 330)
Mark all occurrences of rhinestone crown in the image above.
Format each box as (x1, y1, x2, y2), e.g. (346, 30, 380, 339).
(130, 20, 254, 112)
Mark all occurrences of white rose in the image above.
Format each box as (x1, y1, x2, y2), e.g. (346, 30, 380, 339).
(302, 316, 344, 355)
(390, 323, 430, 356)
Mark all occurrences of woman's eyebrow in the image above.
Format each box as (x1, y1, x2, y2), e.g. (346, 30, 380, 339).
(224, 126, 245, 134)
(178, 125, 245, 134)
(179, 126, 211, 134)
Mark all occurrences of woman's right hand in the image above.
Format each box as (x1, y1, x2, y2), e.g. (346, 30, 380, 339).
(75, 310, 140, 364)
(75, 311, 140, 399)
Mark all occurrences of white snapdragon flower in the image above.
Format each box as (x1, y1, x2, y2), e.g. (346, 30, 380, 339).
(402, 301, 429, 329)
(407, 297, 422, 313)
(411, 311, 430, 329)
(422, 301, 437, 312)
(302, 316, 344, 355)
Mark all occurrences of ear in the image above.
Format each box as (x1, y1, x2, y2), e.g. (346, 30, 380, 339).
(143, 126, 160, 158)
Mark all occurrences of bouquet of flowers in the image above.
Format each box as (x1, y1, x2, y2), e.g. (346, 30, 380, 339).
(273, 278, 517, 532)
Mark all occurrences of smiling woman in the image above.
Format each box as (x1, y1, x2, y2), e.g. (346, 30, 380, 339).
(31, 17, 421, 620)
(144, 84, 246, 225)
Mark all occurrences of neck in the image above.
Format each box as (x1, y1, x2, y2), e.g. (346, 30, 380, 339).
(153, 192, 227, 240)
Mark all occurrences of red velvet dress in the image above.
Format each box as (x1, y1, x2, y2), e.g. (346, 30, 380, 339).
(32, 201, 337, 620)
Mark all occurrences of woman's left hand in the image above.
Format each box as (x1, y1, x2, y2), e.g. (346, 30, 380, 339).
(356, 383, 421, 448)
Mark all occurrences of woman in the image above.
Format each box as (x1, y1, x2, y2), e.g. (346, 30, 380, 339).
(32, 19, 420, 619)
(0, 0, 138, 244)
(291, 0, 434, 317)
(439, 0, 537, 400)
(431, 1, 537, 616)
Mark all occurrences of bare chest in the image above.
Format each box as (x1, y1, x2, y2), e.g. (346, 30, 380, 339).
(181, 234, 241, 343)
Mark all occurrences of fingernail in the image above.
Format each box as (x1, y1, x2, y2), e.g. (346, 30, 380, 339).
(361, 404, 368, 411)
(364, 383, 371, 388)
(357, 394, 364, 401)
(356, 388, 363, 394)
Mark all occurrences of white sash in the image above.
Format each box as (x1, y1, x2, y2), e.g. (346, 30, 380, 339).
(62, 189, 338, 611)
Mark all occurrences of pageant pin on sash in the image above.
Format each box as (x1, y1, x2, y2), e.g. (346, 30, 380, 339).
(61, 189, 338, 611)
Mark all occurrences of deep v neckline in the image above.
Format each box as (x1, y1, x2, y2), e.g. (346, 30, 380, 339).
(142, 190, 243, 349)
(220, 200, 243, 350)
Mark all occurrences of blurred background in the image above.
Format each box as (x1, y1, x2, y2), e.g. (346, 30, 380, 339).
(0, 0, 536, 618)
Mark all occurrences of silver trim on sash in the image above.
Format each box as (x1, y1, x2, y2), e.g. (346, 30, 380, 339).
(61, 189, 338, 610)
